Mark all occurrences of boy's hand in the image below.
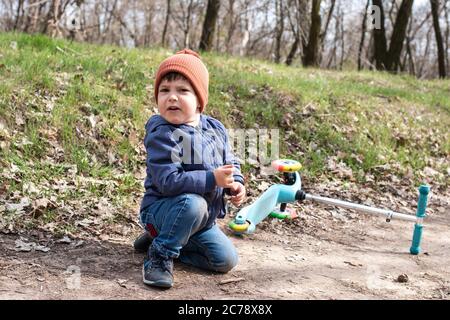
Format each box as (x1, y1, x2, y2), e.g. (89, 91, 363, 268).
(229, 182, 246, 206)
(213, 164, 235, 188)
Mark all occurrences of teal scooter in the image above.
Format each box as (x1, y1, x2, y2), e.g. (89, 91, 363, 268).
(228, 159, 430, 255)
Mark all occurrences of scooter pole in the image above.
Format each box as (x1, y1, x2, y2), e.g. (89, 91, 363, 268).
(301, 184, 430, 255)
(304, 194, 417, 222)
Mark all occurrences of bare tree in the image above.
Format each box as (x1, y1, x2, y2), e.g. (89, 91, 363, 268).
(143, 1, 155, 47)
(161, 0, 171, 47)
(245, 1, 279, 59)
(385, 0, 415, 71)
(418, 25, 434, 77)
(173, 0, 204, 49)
(319, 0, 336, 65)
(372, 0, 415, 72)
(372, 0, 388, 70)
(403, 17, 416, 75)
(303, 0, 322, 67)
(387, 0, 399, 28)
(430, 0, 446, 78)
(13, 0, 24, 30)
(326, 1, 344, 69)
(285, 0, 305, 65)
(43, 0, 70, 36)
(273, 0, 285, 63)
(239, 1, 254, 57)
(338, 4, 345, 70)
(444, 0, 449, 75)
(286, 0, 309, 66)
(358, 0, 370, 70)
(199, 0, 220, 51)
(44, 0, 61, 35)
(0, 0, 446, 78)
(224, 0, 237, 53)
(403, 6, 432, 76)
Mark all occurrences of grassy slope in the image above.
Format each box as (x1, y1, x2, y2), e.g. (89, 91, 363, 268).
(0, 33, 449, 234)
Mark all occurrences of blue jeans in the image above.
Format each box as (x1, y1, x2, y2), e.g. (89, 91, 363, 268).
(140, 193, 238, 273)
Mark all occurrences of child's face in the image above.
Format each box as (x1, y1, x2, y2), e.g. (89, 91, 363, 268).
(157, 78, 200, 126)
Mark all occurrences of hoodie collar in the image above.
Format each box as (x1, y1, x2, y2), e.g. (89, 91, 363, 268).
(147, 114, 206, 132)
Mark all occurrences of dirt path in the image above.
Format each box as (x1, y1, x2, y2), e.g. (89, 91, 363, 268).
(1, 192, 449, 300)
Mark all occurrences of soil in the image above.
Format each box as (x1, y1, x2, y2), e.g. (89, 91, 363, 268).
(1, 189, 449, 300)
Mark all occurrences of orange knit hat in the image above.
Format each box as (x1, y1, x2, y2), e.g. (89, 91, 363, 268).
(154, 49, 209, 112)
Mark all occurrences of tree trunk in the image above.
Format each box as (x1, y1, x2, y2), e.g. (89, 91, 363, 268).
(240, 9, 251, 56)
(13, 0, 24, 30)
(285, 37, 299, 65)
(418, 26, 433, 78)
(388, 0, 398, 27)
(79, 1, 86, 41)
(430, 0, 446, 78)
(161, 0, 171, 47)
(320, 0, 335, 43)
(182, 0, 194, 48)
(45, 0, 63, 37)
(319, 0, 336, 64)
(444, 0, 449, 75)
(274, 0, 285, 63)
(30, 1, 46, 33)
(101, 0, 118, 44)
(199, 0, 220, 51)
(372, 0, 388, 70)
(406, 35, 416, 76)
(367, 33, 375, 70)
(358, 0, 370, 70)
(303, 0, 322, 67)
(225, 0, 236, 54)
(339, 8, 345, 70)
(404, 9, 431, 76)
(385, 0, 414, 72)
(144, 1, 155, 46)
(327, 5, 339, 69)
(23, 0, 34, 32)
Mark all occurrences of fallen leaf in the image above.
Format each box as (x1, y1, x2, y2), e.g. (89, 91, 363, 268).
(219, 277, 245, 285)
(14, 239, 33, 252)
(344, 261, 363, 267)
(56, 236, 72, 244)
(257, 181, 270, 192)
(116, 279, 129, 288)
(5, 197, 30, 214)
(14, 238, 50, 253)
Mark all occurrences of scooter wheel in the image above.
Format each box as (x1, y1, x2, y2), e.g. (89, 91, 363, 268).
(228, 220, 250, 232)
(269, 208, 298, 220)
(269, 211, 290, 219)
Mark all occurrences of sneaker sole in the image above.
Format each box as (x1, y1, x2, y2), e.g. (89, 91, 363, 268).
(142, 266, 173, 288)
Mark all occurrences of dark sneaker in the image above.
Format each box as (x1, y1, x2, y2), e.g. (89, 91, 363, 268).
(142, 249, 174, 288)
(133, 232, 154, 253)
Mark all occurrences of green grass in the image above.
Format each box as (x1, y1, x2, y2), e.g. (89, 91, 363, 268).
(0, 32, 449, 231)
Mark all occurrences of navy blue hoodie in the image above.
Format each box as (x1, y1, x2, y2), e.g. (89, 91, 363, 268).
(140, 114, 244, 222)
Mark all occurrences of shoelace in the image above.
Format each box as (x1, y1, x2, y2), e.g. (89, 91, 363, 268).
(147, 252, 172, 273)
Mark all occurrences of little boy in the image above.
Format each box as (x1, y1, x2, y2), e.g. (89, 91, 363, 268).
(136, 49, 246, 288)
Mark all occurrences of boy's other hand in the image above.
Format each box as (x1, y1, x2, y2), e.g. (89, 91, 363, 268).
(229, 182, 246, 206)
(213, 164, 234, 188)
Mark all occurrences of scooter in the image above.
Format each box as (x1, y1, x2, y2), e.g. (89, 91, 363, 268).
(228, 159, 430, 255)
